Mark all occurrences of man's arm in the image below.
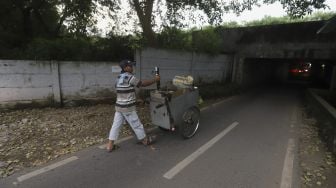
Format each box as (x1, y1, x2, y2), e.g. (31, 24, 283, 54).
(139, 79, 156, 87)
(137, 75, 160, 87)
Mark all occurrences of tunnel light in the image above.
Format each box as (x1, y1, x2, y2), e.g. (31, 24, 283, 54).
(322, 64, 326, 69)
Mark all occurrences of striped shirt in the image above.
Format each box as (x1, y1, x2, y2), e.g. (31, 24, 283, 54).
(115, 72, 141, 112)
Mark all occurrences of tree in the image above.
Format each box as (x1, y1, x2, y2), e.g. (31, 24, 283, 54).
(0, 0, 119, 42)
(55, 0, 120, 37)
(131, 0, 156, 45)
(103, 0, 329, 46)
(53, 0, 97, 37)
(0, 0, 58, 41)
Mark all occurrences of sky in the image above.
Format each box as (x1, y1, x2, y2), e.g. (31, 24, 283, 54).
(96, 0, 336, 35)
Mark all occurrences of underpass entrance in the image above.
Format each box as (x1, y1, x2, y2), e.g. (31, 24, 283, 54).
(242, 58, 335, 89)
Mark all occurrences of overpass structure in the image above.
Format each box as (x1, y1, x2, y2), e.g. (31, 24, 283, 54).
(220, 19, 336, 89)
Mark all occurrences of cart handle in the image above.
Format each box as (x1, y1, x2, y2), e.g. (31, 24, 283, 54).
(154, 66, 160, 90)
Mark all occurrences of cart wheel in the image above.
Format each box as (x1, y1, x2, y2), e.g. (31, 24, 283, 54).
(180, 107, 200, 138)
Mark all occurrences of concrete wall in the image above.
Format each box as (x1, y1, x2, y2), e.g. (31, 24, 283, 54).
(58, 61, 118, 104)
(0, 49, 233, 109)
(306, 89, 336, 154)
(0, 60, 55, 108)
(0, 60, 118, 109)
(135, 48, 233, 89)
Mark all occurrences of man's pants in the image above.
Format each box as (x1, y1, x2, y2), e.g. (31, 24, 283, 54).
(108, 111, 146, 141)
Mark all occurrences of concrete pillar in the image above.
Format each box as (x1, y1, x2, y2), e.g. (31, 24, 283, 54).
(225, 57, 234, 83)
(232, 55, 244, 84)
(231, 55, 238, 83)
(330, 66, 336, 91)
(135, 49, 142, 80)
(51, 61, 62, 104)
(190, 51, 194, 77)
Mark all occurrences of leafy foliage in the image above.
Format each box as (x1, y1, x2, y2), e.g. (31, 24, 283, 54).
(277, 0, 329, 18)
(116, 0, 330, 46)
(0, 0, 122, 41)
(155, 26, 223, 54)
(0, 0, 333, 60)
(0, 36, 133, 61)
(243, 12, 336, 27)
(157, 27, 192, 50)
(155, 11, 335, 54)
(192, 27, 222, 54)
(0, 0, 128, 61)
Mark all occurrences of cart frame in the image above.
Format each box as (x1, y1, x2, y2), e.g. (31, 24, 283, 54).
(149, 88, 200, 138)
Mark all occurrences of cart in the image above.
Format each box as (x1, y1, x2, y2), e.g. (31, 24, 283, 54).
(149, 87, 200, 138)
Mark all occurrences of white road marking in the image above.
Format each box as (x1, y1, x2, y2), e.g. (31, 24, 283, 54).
(280, 138, 295, 188)
(200, 97, 234, 112)
(212, 100, 225, 107)
(98, 105, 212, 150)
(17, 156, 78, 182)
(99, 98, 231, 149)
(163, 122, 239, 180)
(200, 106, 209, 111)
(13, 98, 232, 183)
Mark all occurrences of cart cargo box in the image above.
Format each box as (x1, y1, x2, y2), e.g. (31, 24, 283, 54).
(150, 87, 200, 138)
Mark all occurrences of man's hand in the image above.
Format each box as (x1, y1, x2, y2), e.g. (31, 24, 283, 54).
(154, 75, 160, 82)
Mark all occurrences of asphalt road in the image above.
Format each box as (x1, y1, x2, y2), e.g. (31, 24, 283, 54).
(1, 86, 301, 188)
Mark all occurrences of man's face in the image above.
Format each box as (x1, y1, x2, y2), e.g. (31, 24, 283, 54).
(125, 65, 133, 73)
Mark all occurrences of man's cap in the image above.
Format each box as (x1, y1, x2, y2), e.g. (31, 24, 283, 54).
(119, 60, 136, 69)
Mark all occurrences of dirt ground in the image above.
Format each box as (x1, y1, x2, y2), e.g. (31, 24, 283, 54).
(299, 108, 336, 187)
(0, 103, 152, 178)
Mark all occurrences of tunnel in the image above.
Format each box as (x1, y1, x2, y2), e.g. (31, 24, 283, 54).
(242, 58, 335, 89)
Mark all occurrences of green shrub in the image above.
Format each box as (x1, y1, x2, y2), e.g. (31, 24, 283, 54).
(242, 12, 335, 27)
(8, 36, 133, 61)
(192, 27, 222, 55)
(156, 27, 223, 55)
(157, 27, 193, 50)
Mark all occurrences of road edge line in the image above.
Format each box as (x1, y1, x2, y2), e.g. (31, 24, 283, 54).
(280, 138, 295, 188)
(17, 156, 78, 182)
(163, 121, 239, 180)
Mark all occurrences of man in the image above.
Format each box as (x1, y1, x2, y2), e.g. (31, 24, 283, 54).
(107, 60, 160, 152)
